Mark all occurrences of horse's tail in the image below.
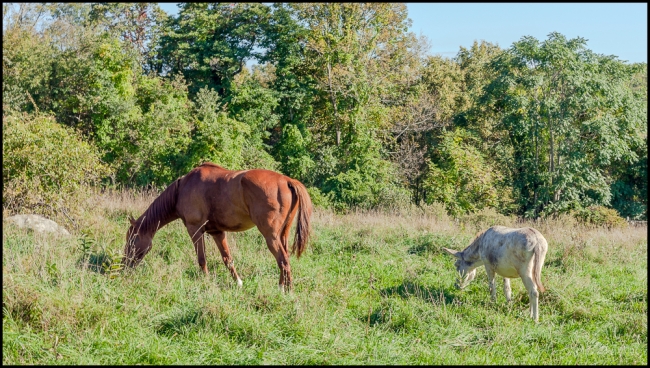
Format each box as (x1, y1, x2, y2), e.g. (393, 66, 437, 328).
(533, 235, 547, 293)
(287, 178, 313, 259)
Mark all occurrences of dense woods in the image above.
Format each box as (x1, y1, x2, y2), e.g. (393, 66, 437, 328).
(3, 3, 647, 225)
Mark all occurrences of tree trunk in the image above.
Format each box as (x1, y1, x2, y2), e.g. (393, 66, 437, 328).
(326, 60, 341, 145)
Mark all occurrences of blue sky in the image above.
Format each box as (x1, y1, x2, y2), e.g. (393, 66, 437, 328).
(157, 3, 647, 64)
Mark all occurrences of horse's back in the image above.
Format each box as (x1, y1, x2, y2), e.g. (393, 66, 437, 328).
(177, 164, 296, 232)
(240, 169, 296, 212)
(176, 164, 252, 230)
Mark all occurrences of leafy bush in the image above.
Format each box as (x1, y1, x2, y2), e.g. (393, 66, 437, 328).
(422, 129, 507, 216)
(189, 88, 251, 170)
(572, 206, 628, 229)
(306, 187, 333, 210)
(124, 74, 195, 186)
(2, 113, 111, 227)
(459, 207, 517, 231)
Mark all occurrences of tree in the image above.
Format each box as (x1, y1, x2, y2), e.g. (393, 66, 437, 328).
(158, 3, 271, 97)
(421, 128, 507, 216)
(270, 3, 415, 208)
(484, 32, 646, 217)
(88, 2, 168, 73)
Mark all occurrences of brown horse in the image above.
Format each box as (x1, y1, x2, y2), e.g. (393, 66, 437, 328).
(123, 162, 313, 291)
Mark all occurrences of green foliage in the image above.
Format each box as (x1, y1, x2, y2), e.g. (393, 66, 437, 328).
(189, 87, 250, 170)
(572, 206, 628, 229)
(484, 32, 646, 218)
(158, 3, 272, 96)
(228, 68, 281, 170)
(306, 187, 334, 210)
(125, 74, 195, 186)
(2, 3, 646, 220)
(277, 123, 315, 180)
(2, 4, 58, 113)
(2, 113, 111, 224)
(88, 2, 168, 72)
(322, 128, 411, 211)
(422, 129, 508, 216)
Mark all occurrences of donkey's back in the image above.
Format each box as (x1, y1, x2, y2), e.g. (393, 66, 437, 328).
(480, 226, 548, 287)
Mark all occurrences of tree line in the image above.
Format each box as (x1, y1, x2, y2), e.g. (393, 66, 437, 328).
(3, 3, 647, 223)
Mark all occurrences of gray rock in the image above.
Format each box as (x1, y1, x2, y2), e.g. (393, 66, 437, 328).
(5, 214, 71, 236)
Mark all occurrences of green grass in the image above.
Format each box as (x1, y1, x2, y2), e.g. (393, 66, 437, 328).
(2, 194, 647, 364)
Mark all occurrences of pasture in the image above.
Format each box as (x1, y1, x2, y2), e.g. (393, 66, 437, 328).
(2, 190, 647, 364)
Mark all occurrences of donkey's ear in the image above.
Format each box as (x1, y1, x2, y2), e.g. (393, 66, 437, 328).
(129, 216, 137, 226)
(442, 248, 462, 258)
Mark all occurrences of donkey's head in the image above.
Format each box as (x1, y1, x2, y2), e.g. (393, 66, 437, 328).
(442, 248, 477, 289)
(123, 216, 153, 268)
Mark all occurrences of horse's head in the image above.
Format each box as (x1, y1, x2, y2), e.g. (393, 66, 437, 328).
(442, 247, 477, 289)
(123, 215, 153, 268)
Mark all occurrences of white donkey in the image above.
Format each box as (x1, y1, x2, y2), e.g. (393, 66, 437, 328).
(443, 225, 548, 322)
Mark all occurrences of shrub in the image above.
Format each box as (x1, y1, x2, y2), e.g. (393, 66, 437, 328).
(306, 187, 333, 210)
(421, 129, 508, 216)
(572, 206, 628, 229)
(459, 207, 517, 231)
(2, 112, 111, 228)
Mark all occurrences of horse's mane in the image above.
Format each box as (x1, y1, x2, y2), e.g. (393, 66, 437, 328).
(139, 179, 180, 234)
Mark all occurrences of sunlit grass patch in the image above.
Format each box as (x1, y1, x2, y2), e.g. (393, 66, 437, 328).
(3, 191, 647, 364)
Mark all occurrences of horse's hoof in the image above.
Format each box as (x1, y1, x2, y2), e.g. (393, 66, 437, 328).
(237, 278, 243, 288)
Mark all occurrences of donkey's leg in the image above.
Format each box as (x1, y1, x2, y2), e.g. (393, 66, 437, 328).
(520, 273, 539, 322)
(186, 224, 209, 276)
(503, 278, 512, 303)
(209, 231, 243, 287)
(485, 265, 497, 302)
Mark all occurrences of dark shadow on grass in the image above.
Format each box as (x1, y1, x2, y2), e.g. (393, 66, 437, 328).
(76, 252, 111, 274)
(341, 239, 372, 254)
(407, 242, 437, 255)
(545, 257, 566, 271)
(380, 280, 457, 305)
(155, 309, 203, 337)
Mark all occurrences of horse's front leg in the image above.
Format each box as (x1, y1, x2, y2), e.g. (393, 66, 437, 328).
(186, 224, 209, 276)
(209, 231, 243, 287)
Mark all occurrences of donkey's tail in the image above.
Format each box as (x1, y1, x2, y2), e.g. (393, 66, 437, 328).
(533, 236, 547, 293)
(287, 178, 313, 259)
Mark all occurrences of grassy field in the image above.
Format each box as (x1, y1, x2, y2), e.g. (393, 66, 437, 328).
(3, 190, 647, 364)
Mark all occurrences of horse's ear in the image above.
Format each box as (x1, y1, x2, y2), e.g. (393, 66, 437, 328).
(442, 248, 462, 258)
(129, 216, 136, 226)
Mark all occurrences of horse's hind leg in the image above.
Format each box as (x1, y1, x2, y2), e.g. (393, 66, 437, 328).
(263, 233, 292, 292)
(209, 231, 243, 287)
(186, 224, 209, 276)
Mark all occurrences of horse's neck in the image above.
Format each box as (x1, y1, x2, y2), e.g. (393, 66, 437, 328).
(138, 185, 179, 234)
(139, 211, 178, 235)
